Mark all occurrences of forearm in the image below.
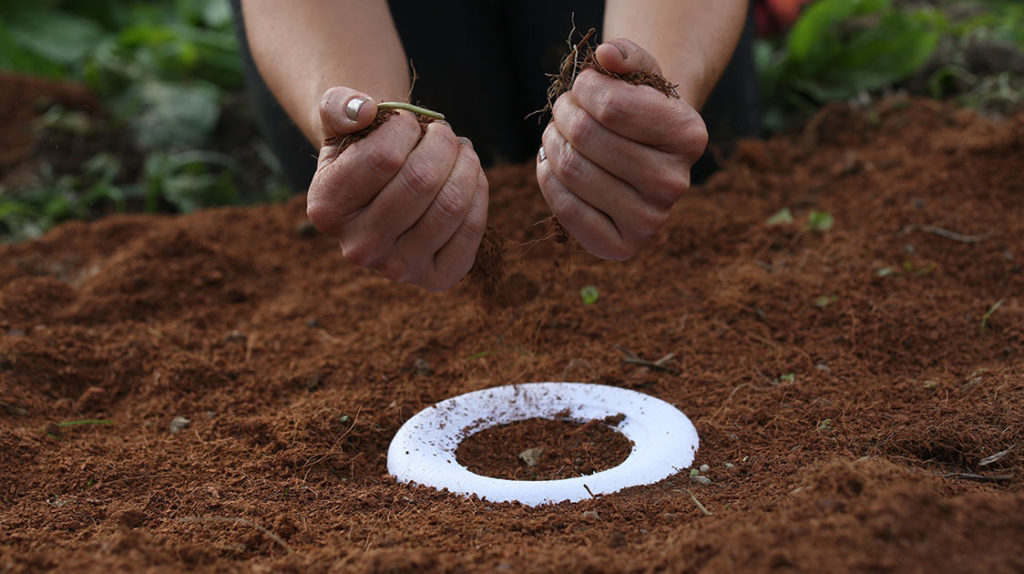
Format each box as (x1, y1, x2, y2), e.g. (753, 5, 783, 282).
(240, 0, 410, 144)
(603, 0, 748, 108)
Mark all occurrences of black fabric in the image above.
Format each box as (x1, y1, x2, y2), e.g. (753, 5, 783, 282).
(230, 0, 760, 192)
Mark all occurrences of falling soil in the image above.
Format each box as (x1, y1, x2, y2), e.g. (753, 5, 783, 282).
(2, 75, 1024, 571)
(456, 417, 633, 481)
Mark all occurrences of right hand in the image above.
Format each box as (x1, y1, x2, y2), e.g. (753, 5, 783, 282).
(307, 87, 489, 292)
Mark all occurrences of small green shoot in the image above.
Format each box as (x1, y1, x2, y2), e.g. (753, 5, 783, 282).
(806, 211, 835, 233)
(339, 415, 352, 425)
(766, 208, 795, 226)
(377, 102, 445, 120)
(580, 285, 600, 305)
(777, 373, 795, 384)
(816, 419, 834, 432)
(875, 267, 895, 277)
(54, 419, 113, 428)
(980, 299, 1004, 333)
(815, 294, 838, 308)
(39, 419, 113, 438)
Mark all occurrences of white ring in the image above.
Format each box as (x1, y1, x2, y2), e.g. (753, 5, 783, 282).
(387, 382, 699, 506)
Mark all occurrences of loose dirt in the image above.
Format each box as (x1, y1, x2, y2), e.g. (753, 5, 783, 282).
(1, 89, 1023, 571)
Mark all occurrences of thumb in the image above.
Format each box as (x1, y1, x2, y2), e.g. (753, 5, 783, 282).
(594, 37, 662, 76)
(319, 86, 378, 138)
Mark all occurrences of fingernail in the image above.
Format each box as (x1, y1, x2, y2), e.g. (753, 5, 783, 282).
(537, 145, 547, 163)
(345, 97, 368, 121)
(457, 136, 474, 149)
(608, 40, 629, 61)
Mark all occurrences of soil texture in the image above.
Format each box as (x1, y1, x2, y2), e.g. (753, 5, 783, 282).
(1, 94, 1023, 572)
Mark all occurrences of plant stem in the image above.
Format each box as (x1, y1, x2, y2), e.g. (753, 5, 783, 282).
(377, 102, 445, 120)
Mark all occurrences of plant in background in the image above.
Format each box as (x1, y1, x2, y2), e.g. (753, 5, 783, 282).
(0, 0, 287, 240)
(580, 285, 600, 306)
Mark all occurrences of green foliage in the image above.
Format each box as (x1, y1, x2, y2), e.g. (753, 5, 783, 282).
(758, 0, 1024, 130)
(580, 285, 600, 305)
(805, 211, 834, 233)
(759, 0, 943, 128)
(0, 0, 289, 241)
(765, 208, 795, 226)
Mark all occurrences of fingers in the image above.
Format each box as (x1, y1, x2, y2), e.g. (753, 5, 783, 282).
(307, 111, 421, 235)
(395, 139, 483, 259)
(319, 86, 378, 138)
(425, 170, 489, 292)
(542, 122, 666, 250)
(551, 92, 690, 207)
(571, 70, 707, 156)
(594, 37, 662, 76)
(536, 142, 632, 261)
(350, 121, 460, 248)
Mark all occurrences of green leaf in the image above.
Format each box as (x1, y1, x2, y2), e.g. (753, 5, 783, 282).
(806, 211, 835, 233)
(5, 8, 104, 67)
(580, 285, 600, 305)
(766, 208, 795, 226)
(815, 295, 838, 308)
(787, 0, 889, 61)
(129, 79, 220, 150)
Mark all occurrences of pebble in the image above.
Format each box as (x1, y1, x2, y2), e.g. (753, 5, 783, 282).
(699, 464, 710, 473)
(518, 447, 544, 468)
(690, 475, 712, 486)
(724, 462, 735, 469)
(582, 510, 600, 520)
(169, 416, 191, 434)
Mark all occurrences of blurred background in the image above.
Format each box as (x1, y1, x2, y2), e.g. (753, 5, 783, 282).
(0, 0, 1021, 242)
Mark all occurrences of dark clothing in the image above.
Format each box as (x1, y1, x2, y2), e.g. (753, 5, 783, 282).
(230, 0, 760, 193)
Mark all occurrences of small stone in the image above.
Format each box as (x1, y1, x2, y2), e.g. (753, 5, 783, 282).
(518, 447, 544, 467)
(699, 464, 710, 473)
(226, 331, 247, 343)
(582, 510, 600, 520)
(690, 474, 712, 486)
(723, 462, 735, 469)
(413, 358, 432, 377)
(204, 411, 216, 419)
(816, 363, 831, 373)
(169, 416, 191, 434)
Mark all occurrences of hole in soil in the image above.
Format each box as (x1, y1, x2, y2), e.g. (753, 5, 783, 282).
(455, 417, 633, 481)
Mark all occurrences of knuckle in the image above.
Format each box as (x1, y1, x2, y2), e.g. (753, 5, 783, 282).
(433, 180, 470, 223)
(341, 238, 385, 269)
(399, 155, 440, 196)
(557, 143, 589, 187)
(365, 146, 405, 180)
(594, 89, 631, 127)
(563, 108, 596, 147)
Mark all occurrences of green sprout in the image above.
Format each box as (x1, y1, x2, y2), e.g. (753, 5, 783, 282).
(980, 299, 1004, 333)
(766, 208, 795, 226)
(806, 211, 835, 233)
(377, 102, 445, 120)
(815, 294, 838, 308)
(580, 285, 600, 305)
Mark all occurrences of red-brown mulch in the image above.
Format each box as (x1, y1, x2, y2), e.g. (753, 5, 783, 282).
(1, 87, 1022, 571)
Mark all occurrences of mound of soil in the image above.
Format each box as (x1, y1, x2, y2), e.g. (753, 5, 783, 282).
(1, 97, 1022, 572)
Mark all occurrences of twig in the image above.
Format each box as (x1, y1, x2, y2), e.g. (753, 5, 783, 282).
(942, 472, 1013, 483)
(979, 444, 1017, 467)
(614, 346, 681, 375)
(674, 489, 712, 516)
(177, 516, 294, 554)
(910, 225, 991, 243)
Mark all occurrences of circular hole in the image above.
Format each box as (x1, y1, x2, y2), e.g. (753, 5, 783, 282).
(455, 416, 634, 481)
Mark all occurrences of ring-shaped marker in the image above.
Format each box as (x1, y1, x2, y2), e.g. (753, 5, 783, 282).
(387, 382, 699, 506)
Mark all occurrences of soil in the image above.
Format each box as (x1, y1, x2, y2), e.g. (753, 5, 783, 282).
(456, 417, 633, 481)
(2, 79, 1024, 572)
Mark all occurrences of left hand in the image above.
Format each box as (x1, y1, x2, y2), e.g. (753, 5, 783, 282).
(536, 37, 708, 260)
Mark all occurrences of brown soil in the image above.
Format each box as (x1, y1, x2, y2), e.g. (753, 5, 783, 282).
(1, 92, 1023, 572)
(456, 417, 633, 480)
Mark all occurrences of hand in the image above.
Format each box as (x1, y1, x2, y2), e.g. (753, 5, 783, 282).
(536, 38, 708, 260)
(307, 87, 489, 292)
